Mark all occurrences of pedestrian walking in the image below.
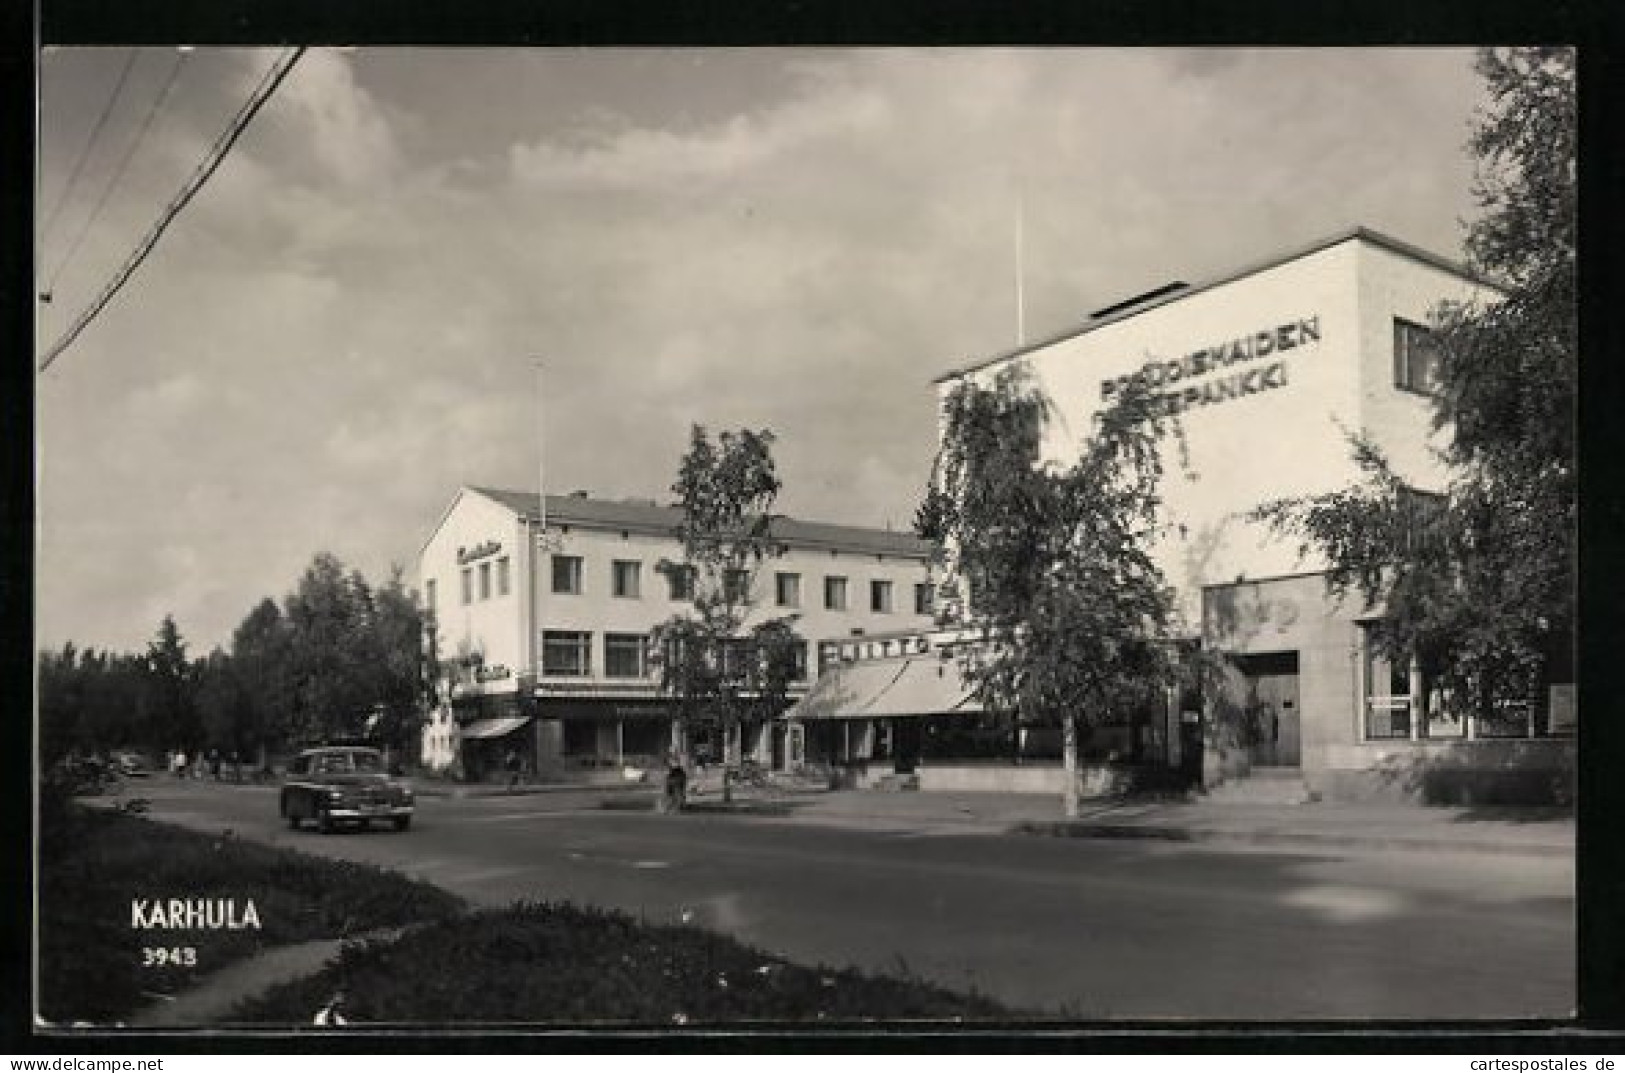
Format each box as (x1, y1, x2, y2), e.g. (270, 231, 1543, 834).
(504, 747, 521, 792)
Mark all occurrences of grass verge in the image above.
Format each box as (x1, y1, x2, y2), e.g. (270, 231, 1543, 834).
(38, 800, 464, 1025)
(231, 901, 1021, 1024)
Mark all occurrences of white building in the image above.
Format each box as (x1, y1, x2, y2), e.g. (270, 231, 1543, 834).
(417, 487, 936, 780)
(794, 227, 1573, 803)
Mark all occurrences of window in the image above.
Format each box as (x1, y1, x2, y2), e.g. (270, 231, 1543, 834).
(425, 579, 437, 613)
(612, 560, 641, 599)
(496, 557, 510, 597)
(825, 576, 848, 611)
(914, 582, 934, 616)
(542, 631, 591, 676)
(723, 569, 751, 603)
(1397, 486, 1447, 554)
(460, 568, 472, 606)
(478, 562, 491, 600)
(552, 555, 582, 595)
(870, 579, 893, 614)
(666, 564, 695, 601)
(775, 572, 801, 608)
(1362, 642, 1413, 740)
(1394, 318, 1443, 396)
(790, 642, 809, 682)
(605, 633, 649, 678)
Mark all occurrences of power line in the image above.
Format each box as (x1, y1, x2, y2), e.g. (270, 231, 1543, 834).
(38, 49, 140, 246)
(44, 49, 190, 297)
(37, 47, 307, 374)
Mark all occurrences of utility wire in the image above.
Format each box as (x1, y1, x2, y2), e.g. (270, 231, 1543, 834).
(38, 49, 140, 246)
(38, 47, 307, 374)
(45, 49, 190, 297)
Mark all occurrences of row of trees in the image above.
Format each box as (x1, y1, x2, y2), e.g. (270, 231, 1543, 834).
(40, 553, 433, 769)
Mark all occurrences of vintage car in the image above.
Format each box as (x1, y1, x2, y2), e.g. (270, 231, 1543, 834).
(279, 746, 414, 832)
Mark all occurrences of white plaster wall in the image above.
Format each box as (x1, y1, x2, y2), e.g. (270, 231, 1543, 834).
(942, 236, 1485, 628)
(418, 489, 527, 675)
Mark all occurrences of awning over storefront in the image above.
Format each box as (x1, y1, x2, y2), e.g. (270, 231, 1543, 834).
(458, 715, 533, 740)
(785, 659, 980, 721)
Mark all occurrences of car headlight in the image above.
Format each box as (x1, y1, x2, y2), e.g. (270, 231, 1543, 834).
(326, 789, 345, 801)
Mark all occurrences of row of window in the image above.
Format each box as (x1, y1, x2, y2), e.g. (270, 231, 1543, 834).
(424, 558, 515, 612)
(548, 555, 933, 615)
(540, 630, 811, 681)
(1360, 630, 1572, 741)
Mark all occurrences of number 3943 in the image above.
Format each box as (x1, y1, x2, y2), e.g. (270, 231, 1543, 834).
(141, 946, 197, 967)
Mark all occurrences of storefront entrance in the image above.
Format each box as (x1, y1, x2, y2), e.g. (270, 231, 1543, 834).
(1238, 651, 1301, 768)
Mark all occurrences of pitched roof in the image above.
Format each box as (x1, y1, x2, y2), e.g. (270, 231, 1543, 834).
(933, 225, 1500, 384)
(468, 487, 931, 559)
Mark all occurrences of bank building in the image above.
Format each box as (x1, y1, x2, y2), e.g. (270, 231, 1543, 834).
(787, 226, 1574, 804)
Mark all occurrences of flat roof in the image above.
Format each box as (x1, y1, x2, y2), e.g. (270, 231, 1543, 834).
(932, 226, 1498, 385)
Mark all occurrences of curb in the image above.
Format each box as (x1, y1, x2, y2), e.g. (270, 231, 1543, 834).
(1013, 820, 1574, 858)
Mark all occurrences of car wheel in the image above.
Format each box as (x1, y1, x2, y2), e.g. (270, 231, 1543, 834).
(392, 815, 411, 832)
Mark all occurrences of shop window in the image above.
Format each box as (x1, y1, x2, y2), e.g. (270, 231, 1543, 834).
(775, 571, 801, 608)
(542, 631, 591, 677)
(496, 557, 510, 597)
(914, 582, 934, 616)
(552, 555, 582, 595)
(1394, 318, 1443, 396)
(612, 560, 641, 599)
(871, 579, 893, 613)
(825, 575, 848, 611)
(478, 562, 491, 600)
(460, 568, 472, 606)
(606, 633, 649, 678)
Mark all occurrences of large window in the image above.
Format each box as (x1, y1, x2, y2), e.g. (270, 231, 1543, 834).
(542, 631, 592, 676)
(1394, 318, 1443, 396)
(605, 633, 649, 678)
(870, 579, 893, 614)
(612, 560, 641, 599)
(496, 557, 510, 597)
(723, 569, 751, 603)
(775, 571, 801, 608)
(825, 575, 848, 611)
(552, 555, 582, 595)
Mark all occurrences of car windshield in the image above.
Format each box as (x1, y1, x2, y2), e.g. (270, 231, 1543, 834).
(352, 751, 384, 773)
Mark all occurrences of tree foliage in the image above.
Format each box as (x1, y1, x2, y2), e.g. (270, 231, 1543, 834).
(38, 554, 433, 765)
(1253, 47, 1576, 714)
(924, 363, 1183, 735)
(650, 425, 803, 771)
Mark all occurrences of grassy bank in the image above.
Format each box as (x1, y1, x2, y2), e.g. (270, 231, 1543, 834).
(231, 901, 1019, 1024)
(38, 801, 464, 1025)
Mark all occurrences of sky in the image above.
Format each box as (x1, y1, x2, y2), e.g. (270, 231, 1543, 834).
(35, 47, 1487, 655)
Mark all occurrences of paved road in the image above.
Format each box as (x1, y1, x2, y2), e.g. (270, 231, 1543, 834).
(122, 779, 1574, 1020)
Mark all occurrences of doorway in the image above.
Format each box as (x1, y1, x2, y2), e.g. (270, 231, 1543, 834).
(1237, 651, 1301, 768)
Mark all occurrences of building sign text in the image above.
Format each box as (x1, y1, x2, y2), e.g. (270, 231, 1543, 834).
(1100, 315, 1321, 416)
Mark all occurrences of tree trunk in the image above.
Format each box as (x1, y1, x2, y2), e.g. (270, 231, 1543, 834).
(1062, 712, 1080, 819)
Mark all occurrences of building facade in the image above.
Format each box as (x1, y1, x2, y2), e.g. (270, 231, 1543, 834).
(417, 487, 936, 779)
(792, 227, 1572, 803)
